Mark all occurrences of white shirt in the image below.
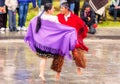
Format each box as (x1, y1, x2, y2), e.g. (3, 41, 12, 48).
(64, 12, 71, 21)
(5, 0, 18, 11)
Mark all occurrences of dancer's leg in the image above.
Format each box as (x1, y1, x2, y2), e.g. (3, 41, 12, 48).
(51, 55, 64, 80)
(72, 49, 87, 75)
(39, 57, 47, 81)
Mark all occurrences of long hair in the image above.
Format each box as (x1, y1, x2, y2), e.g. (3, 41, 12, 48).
(36, 3, 53, 33)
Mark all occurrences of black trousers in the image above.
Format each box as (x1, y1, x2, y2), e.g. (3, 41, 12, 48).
(0, 13, 7, 28)
(74, 0, 80, 16)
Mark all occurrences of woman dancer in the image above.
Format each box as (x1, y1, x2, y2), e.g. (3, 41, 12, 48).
(25, 3, 77, 81)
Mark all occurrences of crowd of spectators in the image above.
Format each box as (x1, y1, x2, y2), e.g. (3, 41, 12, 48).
(0, 0, 119, 34)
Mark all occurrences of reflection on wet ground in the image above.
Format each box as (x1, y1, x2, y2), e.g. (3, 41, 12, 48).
(0, 39, 120, 84)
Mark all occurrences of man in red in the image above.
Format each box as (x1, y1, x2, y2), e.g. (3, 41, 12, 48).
(57, 2, 88, 41)
(51, 2, 88, 79)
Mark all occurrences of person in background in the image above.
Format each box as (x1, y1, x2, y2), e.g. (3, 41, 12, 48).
(96, 14, 102, 23)
(37, 0, 42, 11)
(37, 0, 49, 13)
(5, 0, 18, 32)
(47, 0, 53, 3)
(96, 11, 106, 23)
(74, 0, 80, 15)
(17, 0, 36, 31)
(109, 0, 120, 21)
(40, 0, 53, 10)
(82, 0, 90, 12)
(37, 0, 51, 14)
(83, 0, 89, 4)
(67, 0, 75, 12)
(60, 0, 67, 5)
(80, 3, 96, 34)
(0, 0, 7, 32)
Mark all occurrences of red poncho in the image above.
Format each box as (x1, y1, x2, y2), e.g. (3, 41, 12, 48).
(57, 12, 88, 51)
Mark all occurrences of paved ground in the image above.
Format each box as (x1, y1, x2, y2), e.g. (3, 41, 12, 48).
(0, 39, 120, 84)
(0, 28, 120, 40)
(0, 28, 120, 84)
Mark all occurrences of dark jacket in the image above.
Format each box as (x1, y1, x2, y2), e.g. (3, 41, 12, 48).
(75, 0, 80, 2)
(80, 9, 95, 27)
(0, 0, 5, 7)
(67, 0, 75, 4)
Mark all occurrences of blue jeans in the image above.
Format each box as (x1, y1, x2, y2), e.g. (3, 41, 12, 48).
(70, 3, 75, 12)
(8, 10, 16, 31)
(109, 7, 120, 21)
(37, 0, 42, 8)
(18, 2, 29, 27)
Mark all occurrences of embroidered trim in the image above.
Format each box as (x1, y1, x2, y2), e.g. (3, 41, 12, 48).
(34, 41, 65, 56)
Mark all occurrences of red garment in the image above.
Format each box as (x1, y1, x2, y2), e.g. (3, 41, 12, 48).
(57, 12, 88, 51)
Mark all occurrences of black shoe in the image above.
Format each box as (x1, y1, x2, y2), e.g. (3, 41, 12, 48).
(9, 29, 13, 32)
(14, 29, 19, 32)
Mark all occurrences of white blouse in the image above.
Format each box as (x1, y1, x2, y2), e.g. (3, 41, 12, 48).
(38, 12, 59, 23)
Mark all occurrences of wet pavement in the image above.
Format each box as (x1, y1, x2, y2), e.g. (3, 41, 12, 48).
(0, 39, 120, 84)
(0, 28, 120, 84)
